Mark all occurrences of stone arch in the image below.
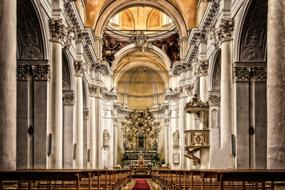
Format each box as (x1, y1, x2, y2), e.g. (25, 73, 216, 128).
(16, 0, 50, 169)
(233, 0, 267, 169)
(62, 50, 75, 90)
(112, 43, 171, 71)
(93, 0, 188, 38)
(208, 49, 221, 92)
(62, 51, 71, 90)
(235, 0, 267, 62)
(17, 0, 46, 60)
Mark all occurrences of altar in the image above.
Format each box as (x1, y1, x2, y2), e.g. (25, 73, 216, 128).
(121, 109, 161, 167)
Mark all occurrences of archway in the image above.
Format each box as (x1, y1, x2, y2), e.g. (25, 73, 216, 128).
(234, 0, 267, 169)
(93, 0, 188, 38)
(16, 0, 48, 169)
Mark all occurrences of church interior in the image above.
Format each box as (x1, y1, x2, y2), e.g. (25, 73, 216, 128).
(0, 0, 285, 189)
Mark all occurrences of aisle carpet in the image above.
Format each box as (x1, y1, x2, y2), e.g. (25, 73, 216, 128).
(132, 179, 151, 190)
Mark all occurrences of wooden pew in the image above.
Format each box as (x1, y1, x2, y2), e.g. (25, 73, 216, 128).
(0, 169, 131, 190)
(152, 169, 285, 190)
(217, 169, 285, 190)
(0, 169, 82, 190)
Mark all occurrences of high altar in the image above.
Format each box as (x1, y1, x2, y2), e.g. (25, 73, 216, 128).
(121, 109, 161, 167)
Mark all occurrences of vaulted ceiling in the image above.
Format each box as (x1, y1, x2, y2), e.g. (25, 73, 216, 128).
(84, 0, 198, 29)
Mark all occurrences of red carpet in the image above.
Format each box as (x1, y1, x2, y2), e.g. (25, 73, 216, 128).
(132, 179, 151, 190)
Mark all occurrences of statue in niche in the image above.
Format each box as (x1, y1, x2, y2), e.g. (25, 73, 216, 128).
(103, 129, 110, 148)
(173, 129, 180, 148)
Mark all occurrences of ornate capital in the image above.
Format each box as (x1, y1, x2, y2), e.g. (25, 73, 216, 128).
(63, 90, 75, 106)
(233, 66, 266, 83)
(17, 64, 32, 80)
(198, 32, 207, 44)
(216, 18, 234, 42)
(251, 66, 266, 82)
(209, 95, 220, 106)
(32, 65, 51, 81)
(49, 19, 68, 43)
(233, 66, 251, 82)
(89, 84, 97, 97)
(17, 64, 50, 81)
(197, 60, 209, 76)
(74, 60, 84, 76)
(185, 84, 194, 96)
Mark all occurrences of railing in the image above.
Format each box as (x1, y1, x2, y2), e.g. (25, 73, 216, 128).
(0, 169, 131, 190)
(152, 169, 285, 190)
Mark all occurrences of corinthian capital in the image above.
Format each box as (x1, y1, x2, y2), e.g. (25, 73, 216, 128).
(63, 90, 75, 106)
(32, 65, 51, 81)
(17, 64, 32, 81)
(49, 19, 68, 43)
(74, 60, 84, 76)
(216, 18, 234, 42)
(197, 60, 209, 76)
(89, 84, 97, 97)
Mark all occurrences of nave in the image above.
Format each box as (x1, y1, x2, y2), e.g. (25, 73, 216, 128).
(1, 0, 285, 190)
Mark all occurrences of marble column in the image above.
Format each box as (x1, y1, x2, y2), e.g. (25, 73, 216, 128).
(49, 19, 67, 169)
(83, 108, 90, 169)
(0, 0, 16, 169)
(164, 116, 170, 165)
(267, 0, 285, 169)
(89, 84, 96, 168)
(16, 65, 32, 169)
(184, 89, 193, 169)
(208, 94, 221, 168)
(95, 86, 102, 168)
(74, 60, 84, 168)
(33, 65, 50, 169)
(198, 60, 209, 169)
(63, 90, 74, 169)
(217, 18, 234, 168)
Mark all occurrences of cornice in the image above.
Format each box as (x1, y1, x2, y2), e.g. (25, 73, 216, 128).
(178, 0, 220, 76)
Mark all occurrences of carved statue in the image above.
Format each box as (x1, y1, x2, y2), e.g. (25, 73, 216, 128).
(103, 129, 110, 148)
(173, 129, 180, 148)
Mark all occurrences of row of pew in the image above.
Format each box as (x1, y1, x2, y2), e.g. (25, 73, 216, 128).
(1, 169, 285, 190)
(0, 169, 131, 190)
(152, 169, 285, 190)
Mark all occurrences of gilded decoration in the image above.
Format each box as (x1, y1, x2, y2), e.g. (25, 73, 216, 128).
(122, 109, 160, 151)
